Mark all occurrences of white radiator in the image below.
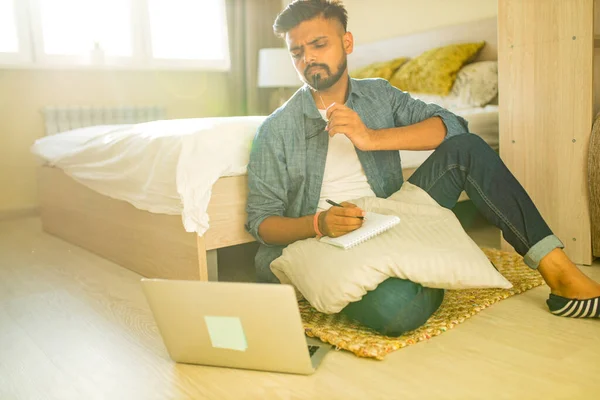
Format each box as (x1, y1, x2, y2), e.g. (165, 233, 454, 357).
(42, 105, 166, 135)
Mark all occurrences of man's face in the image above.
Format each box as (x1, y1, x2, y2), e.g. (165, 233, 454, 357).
(285, 17, 353, 91)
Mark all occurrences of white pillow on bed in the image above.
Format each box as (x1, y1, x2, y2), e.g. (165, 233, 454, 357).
(450, 61, 498, 107)
(270, 182, 512, 314)
(412, 61, 498, 109)
(458, 107, 499, 151)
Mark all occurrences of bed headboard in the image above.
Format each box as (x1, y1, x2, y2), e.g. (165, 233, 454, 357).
(348, 17, 497, 70)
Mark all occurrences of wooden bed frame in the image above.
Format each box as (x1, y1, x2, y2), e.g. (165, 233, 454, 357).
(38, 165, 453, 281)
(38, 166, 254, 281)
(37, 18, 498, 281)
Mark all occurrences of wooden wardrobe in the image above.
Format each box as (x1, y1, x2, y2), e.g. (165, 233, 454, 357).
(498, 0, 599, 265)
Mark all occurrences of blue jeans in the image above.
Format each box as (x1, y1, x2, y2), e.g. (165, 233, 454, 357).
(342, 134, 564, 336)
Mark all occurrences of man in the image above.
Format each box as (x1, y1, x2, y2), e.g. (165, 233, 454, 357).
(245, 0, 600, 336)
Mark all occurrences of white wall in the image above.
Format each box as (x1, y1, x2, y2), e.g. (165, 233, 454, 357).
(0, 70, 230, 214)
(280, 0, 498, 44)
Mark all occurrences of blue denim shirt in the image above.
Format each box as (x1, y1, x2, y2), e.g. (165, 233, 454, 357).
(246, 78, 469, 283)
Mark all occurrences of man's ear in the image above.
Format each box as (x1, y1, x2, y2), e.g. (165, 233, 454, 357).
(343, 31, 354, 55)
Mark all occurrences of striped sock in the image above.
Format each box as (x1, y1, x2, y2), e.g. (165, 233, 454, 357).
(546, 294, 600, 318)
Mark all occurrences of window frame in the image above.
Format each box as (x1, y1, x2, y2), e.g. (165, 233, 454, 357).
(0, 0, 231, 71)
(141, 0, 231, 71)
(0, 0, 33, 66)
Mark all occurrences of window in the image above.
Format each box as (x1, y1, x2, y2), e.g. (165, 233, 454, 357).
(38, 0, 132, 56)
(30, 0, 134, 65)
(0, 0, 230, 69)
(0, 0, 32, 64)
(0, 0, 19, 53)
(146, 0, 230, 69)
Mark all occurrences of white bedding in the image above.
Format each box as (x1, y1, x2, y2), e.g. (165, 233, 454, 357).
(32, 106, 498, 235)
(398, 105, 499, 169)
(31, 117, 266, 223)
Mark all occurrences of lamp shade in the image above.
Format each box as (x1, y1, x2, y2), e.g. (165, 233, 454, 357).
(258, 48, 303, 88)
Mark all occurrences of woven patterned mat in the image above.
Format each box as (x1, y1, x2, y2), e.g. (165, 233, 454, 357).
(299, 248, 545, 360)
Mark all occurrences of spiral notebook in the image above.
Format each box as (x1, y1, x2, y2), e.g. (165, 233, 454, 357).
(320, 212, 401, 249)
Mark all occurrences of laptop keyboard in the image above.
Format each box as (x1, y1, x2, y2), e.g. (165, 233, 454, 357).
(308, 345, 320, 357)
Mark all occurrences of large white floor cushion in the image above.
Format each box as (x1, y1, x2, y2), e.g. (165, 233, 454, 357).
(270, 182, 512, 314)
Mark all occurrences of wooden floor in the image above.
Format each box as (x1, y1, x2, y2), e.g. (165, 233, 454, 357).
(1, 216, 599, 400)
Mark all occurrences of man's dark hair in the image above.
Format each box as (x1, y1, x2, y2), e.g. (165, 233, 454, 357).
(273, 0, 348, 38)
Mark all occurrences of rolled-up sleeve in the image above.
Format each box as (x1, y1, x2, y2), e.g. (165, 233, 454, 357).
(384, 80, 469, 140)
(245, 122, 288, 245)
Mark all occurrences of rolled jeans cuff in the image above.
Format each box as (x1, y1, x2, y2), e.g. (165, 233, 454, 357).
(523, 235, 565, 269)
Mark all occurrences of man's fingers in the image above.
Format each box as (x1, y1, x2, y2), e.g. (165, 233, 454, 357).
(327, 126, 346, 137)
(327, 116, 350, 129)
(325, 102, 351, 120)
(328, 217, 363, 232)
(340, 202, 357, 208)
(329, 206, 365, 218)
(328, 126, 355, 138)
(330, 223, 362, 236)
(327, 120, 353, 134)
(327, 122, 350, 133)
(331, 215, 363, 227)
(330, 225, 362, 235)
(328, 113, 354, 128)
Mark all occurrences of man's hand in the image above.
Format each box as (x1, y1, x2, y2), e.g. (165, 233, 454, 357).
(318, 202, 365, 238)
(326, 103, 375, 151)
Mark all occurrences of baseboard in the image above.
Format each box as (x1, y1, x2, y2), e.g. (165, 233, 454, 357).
(0, 207, 40, 221)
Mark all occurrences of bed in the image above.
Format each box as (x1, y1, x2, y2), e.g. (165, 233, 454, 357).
(34, 18, 499, 281)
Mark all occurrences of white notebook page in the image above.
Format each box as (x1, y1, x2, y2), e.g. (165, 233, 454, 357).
(319, 212, 401, 249)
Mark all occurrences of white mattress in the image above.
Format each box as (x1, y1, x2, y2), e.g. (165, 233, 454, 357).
(398, 105, 499, 169)
(31, 117, 267, 229)
(32, 106, 498, 235)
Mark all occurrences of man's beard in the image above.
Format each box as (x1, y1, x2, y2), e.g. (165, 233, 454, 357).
(304, 57, 347, 91)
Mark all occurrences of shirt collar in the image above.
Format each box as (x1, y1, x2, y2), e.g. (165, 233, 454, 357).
(301, 77, 364, 119)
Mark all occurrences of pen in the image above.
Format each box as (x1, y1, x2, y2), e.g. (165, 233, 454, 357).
(325, 199, 364, 219)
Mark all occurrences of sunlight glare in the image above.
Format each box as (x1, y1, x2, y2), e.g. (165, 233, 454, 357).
(39, 0, 131, 56)
(0, 0, 19, 52)
(148, 0, 225, 60)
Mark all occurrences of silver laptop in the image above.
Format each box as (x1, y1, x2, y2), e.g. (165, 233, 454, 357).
(141, 279, 331, 375)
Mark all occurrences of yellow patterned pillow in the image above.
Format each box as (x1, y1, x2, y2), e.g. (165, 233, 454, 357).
(389, 42, 485, 95)
(350, 57, 409, 80)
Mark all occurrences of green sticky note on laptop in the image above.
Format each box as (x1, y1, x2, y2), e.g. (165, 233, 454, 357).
(204, 316, 248, 352)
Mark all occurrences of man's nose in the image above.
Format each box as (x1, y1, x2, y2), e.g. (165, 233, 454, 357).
(303, 50, 316, 64)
